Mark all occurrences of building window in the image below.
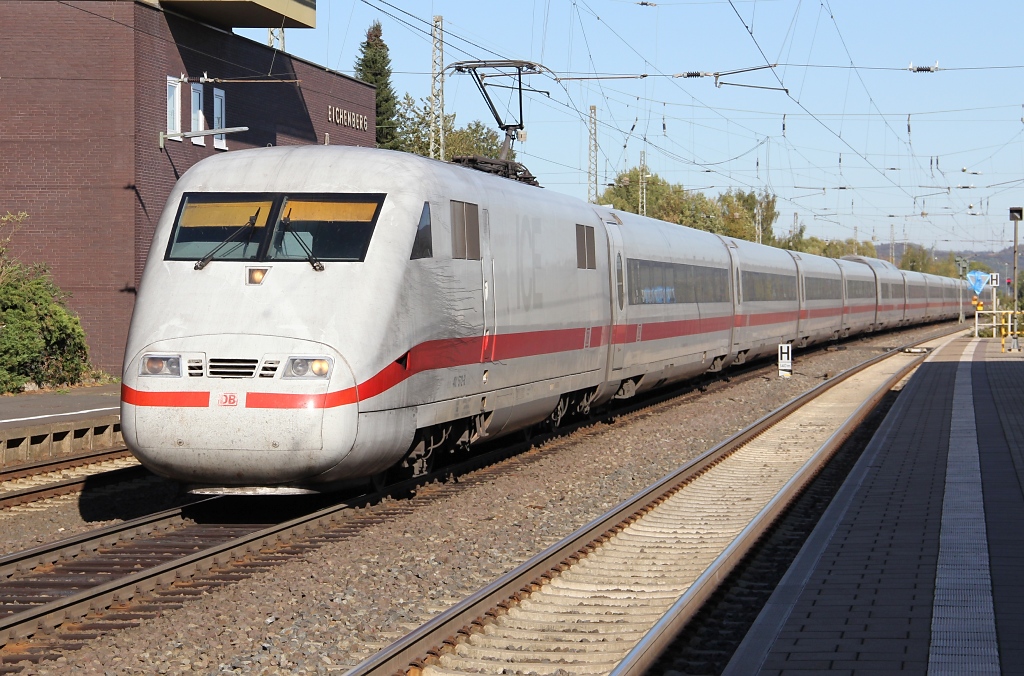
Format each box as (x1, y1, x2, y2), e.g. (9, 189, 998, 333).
(190, 83, 205, 146)
(575, 224, 596, 269)
(166, 77, 181, 138)
(213, 88, 226, 150)
(450, 200, 480, 260)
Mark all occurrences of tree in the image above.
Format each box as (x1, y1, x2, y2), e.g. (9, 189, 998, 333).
(718, 189, 779, 244)
(898, 244, 934, 272)
(354, 21, 401, 150)
(395, 95, 514, 161)
(596, 168, 788, 242)
(776, 220, 877, 259)
(598, 168, 724, 232)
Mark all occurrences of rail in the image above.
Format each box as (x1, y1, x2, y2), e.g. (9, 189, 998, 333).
(345, 326, 966, 676)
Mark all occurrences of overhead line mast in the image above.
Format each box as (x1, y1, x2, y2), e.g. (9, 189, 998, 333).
(430, 16, 445, 161)
(588, 105, 598, 203)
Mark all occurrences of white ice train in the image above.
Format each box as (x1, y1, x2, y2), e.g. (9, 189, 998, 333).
(120, 146, 971, 492)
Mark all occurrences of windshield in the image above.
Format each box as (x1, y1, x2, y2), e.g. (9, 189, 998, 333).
(166, 195, 273, 261)
(269, 198, 381, 262)
(164, 193, 385, 264)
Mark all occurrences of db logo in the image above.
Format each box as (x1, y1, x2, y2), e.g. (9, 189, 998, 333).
(218, 393, 239, 407)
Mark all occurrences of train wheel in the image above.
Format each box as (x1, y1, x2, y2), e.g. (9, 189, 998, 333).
(370, 470, 390, 493)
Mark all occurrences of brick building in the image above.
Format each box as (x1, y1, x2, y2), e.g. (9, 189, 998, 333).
(0, 0, 375, 373)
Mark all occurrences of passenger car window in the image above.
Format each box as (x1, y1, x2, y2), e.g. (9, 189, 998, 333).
(576, 224, 597, 269)
(451, 201, 481, 260)
(410, 202, 433, 259)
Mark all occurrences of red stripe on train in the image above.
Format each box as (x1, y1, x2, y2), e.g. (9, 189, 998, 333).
(245, 389, 358, 409)
(121, 384, 209, 407)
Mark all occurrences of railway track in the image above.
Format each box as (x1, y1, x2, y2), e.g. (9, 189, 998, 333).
(0, 450, 144, 511)
(346, 328, 964, 676)
(0, 324, 962, 672)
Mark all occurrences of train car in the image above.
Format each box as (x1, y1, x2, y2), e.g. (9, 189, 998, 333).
(842, 256, 905, 330)
(121, 145, 965, 493)
(786, 252, 843, 347)
(837, 259, 877, 336)
(902, 270, 930, 324)
(719, 237, 800, 364)
(612, 212, 734, 393)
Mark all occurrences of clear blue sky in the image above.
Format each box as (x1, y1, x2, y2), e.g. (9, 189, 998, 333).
(239, 1, 1024, 253)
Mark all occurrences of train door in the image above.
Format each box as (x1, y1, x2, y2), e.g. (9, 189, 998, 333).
(481, 208, 497, 362)
(720, 239, 741, 351)
(787, 252, 805, 343)
(603, 219, 627, 374)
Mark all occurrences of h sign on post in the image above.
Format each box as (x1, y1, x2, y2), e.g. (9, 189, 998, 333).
(992, 273, 1000, 287)
(778, 343, 793, 378)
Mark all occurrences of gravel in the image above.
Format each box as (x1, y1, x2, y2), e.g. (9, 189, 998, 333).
(9, 324, 957, 675)
(0, 474, 183, 554)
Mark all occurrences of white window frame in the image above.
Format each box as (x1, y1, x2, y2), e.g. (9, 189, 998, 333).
(166, 76, 181, 139)
(190, 83, 205, 146)
(213, 87, 227, 150)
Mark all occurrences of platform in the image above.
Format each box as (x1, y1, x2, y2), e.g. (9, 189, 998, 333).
(0, 384, 122, 468)
(725, 336, 1024, 675)
(0, 383, 120, 431)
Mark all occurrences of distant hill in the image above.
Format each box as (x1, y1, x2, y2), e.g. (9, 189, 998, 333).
(874, 244, 1017, 280)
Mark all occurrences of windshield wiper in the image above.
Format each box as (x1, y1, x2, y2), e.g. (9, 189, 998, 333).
(280, 211, 325, 271)
(194, 208, 261, 270)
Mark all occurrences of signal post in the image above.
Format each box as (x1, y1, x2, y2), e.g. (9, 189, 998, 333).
(1011, 208, 1022, 350)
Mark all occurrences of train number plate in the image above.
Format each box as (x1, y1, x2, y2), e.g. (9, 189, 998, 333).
(218, 393, 239, 407)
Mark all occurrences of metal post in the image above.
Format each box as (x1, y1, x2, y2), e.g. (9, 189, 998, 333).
(1011, 208, 1021, 350)
(588, 106, 598, 204)
(955, 255, 966, 324)
(429, 16, 445, 161)
(638, 150, 647, 216)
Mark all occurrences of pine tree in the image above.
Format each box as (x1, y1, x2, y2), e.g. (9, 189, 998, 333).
(354, 21, 401, 150)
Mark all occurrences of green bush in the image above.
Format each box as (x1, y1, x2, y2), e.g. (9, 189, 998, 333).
(0, 211, 90, 393)
(0, 263, 90, 392)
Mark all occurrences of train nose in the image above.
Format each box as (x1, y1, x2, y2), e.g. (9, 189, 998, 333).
(121, 339, 359, 485)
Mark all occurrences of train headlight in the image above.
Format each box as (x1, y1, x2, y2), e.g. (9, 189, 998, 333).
(140, 355, 181, 377)
(284, 357, 332, 378)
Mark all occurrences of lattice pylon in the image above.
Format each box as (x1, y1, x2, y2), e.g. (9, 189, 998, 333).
(588, 105, 598, 203)
(430, 16, 445, 161)
(267, 28, 285, 51)
(639, 149, 647, 216)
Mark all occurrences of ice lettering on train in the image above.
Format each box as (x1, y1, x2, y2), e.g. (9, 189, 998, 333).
(516, 214, 543, 310)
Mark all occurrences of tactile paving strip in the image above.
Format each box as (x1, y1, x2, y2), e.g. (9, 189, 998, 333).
(927, 339, 1000, 673)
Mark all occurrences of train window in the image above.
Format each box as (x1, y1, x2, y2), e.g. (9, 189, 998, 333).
(804, 276, 842, 301)
(626, 258, 729, 305)
(166, 194, 274, 261)
(741, 270, 797, 302)
(845, 279, 875, 299)
(451, 201, 481, 260)
(576, 225, 597, 269)
(268, 196, 383, 262)
(410, 202, 432, 259)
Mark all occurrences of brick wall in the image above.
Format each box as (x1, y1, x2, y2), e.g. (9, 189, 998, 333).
(0, 1, 137, 375)
(0, 1, 375, 375)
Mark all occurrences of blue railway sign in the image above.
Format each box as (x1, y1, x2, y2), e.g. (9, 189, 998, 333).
(967, 270, 991, 295)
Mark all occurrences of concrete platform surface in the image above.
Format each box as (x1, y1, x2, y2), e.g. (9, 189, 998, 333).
(725, 336, 1024, 675)
(0, 384, 120, 432)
